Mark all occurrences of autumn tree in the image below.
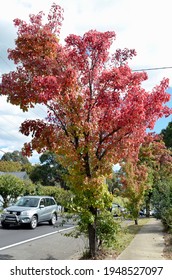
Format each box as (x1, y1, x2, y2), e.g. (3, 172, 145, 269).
(139, 135, 172, 216)
(120, 159, 150, 225)
(0, 4, 171, 257)
(142, 136, 172, 227)
(121, 136, 172, 223)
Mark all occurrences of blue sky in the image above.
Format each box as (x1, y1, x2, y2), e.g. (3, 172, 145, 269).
(152, 87, 172, 133)
(1, 0, 172, 163)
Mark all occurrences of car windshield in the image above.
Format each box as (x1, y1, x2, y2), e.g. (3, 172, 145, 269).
(15, 197, 39, 207)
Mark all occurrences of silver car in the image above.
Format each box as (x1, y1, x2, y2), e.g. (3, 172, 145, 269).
(1, 195, 58, 229)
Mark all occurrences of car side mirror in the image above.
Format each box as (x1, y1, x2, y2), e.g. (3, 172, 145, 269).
(40, 204, 45, 208)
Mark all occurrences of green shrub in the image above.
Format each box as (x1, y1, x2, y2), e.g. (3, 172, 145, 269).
(161, 207, 172, 230)
(96, 211, 121, 247)
(152, 178, 172, 229)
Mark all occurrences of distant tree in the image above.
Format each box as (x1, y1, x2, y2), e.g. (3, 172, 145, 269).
(0, 174, 25, 208)
(121, 159, 150, 225)
(22, 179, 36, 195)
(106, 170, 122, 194)
(0, 161, 22, 172)
(139, 135, 172, 216)
(0, 150, 30, 165)
(152, 176, 172, 229)
(39, 151, 56, 165)
(161, 121, 172, 148)
(36, 185, 72, 208)
(29, 151, 68, 188)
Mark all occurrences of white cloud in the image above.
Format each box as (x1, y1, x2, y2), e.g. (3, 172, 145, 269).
(0, 96, 45, 163)
(1, 0, 172, 163)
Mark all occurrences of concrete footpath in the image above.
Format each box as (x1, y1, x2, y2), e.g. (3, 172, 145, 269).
(117, 218, 165, 260)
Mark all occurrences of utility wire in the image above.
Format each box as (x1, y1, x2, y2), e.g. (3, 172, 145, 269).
(0, 54, 12, 68)
(132, 66, 172, 72)
(1, 46, 172, 73)
(1, 66, 172, 78)
(0, 54, 172, 157)
(0, 126, 25, 141)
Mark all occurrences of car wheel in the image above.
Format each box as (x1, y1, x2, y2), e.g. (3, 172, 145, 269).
(1, 221, 10, 229)
(30, 215, 38, 229)
(49, 213, 57, 225)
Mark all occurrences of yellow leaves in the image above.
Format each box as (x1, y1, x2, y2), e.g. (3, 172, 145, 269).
(121, 159, 150, 218)
(72, 176, 113, 210)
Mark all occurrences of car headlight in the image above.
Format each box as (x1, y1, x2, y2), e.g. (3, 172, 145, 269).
(20, 211, 30, 216)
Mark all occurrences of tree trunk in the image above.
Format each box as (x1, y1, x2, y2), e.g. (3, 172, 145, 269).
(145, 198, 150, 217)
(145, 190, 152, 217)
(134, 218, 138, 225)
(3, 197, 9, 208)
(88, 223, 97, 258)
(88, 207, 98, 258)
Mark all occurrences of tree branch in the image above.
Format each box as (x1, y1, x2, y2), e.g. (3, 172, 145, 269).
(96, 130, 132, 161)
(47, 104, 69, 137)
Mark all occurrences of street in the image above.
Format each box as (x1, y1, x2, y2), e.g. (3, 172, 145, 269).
(0, 217, 86, 259)
(0, 222, 73, 249)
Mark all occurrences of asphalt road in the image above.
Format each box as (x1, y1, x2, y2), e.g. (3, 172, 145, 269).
(0, 222, 72, 248)
(0, 216, 86, 259)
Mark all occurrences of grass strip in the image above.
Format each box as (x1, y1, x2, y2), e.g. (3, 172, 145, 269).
(101, 217, 150, 259)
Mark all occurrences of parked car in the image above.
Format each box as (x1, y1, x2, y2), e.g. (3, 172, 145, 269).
(111, 203, 126, 217)
(1, 195, 59, 229)
(139, 209, 145, 216)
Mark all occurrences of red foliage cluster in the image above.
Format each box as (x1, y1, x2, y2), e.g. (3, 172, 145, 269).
(0, 4, 171, 176)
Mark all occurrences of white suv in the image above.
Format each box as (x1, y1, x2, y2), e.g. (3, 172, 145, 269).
(1, 195, 58, 229)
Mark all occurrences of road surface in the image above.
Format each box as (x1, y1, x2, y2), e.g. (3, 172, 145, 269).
(0, 217, 86, 259)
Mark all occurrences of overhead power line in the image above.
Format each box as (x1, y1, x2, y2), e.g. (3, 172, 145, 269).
(132, 66, 172, 72)
(1, 48, 172, 73)
(0, 54, 12, 68)
(1, 66, 172, 78)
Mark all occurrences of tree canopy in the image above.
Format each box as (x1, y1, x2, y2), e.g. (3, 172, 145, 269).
(0, 3, 171, 257)
(161, 121, 172, 148)
(0, 174, 25, 208)
(0, 161, 22, 172)
(0, 150, 30, 165)
(29, 151, 68, 187)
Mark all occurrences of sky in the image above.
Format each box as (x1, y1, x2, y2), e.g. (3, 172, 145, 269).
(1, 0, 172, 163)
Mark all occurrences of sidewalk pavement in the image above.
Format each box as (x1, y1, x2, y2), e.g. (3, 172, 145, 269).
(117, 218, 165, 260)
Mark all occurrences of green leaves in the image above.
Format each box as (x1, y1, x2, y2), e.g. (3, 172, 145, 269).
(0, 174, 25, 208)
(161, 121, 172, 148)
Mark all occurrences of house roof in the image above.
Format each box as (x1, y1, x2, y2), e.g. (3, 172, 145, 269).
(0, 171, 28, 180)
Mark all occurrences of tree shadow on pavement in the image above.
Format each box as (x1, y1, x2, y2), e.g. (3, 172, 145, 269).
(41, 255, 57, 260)
(126, 224, 144, 235)
(126, 218, 165, 235)
(0, 254, 15, 259)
